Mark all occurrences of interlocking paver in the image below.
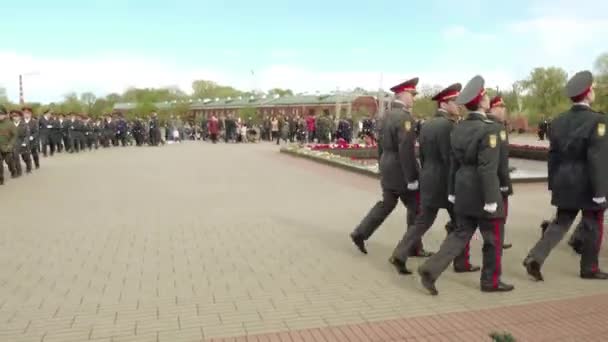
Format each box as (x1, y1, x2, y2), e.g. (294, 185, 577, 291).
(0, 142, 606, 341)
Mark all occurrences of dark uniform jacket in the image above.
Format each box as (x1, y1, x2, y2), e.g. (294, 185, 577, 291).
(39, 116, 53, 136)
(487, 114, 513, 196)
(14, 121, 30, 154)
(419, 110, 456, 208)
(449, 112, 503, 218)
(25, 118, 39, 148)
(378, 101, 419, 192)
(548, 104, 608, 210)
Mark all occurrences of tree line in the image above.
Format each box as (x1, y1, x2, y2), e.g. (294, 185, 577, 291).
(1, 53, 606, 125)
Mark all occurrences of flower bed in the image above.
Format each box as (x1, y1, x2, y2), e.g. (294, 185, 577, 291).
(508, 144, 548, 161)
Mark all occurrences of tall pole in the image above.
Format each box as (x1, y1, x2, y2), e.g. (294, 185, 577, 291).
(19, 74, 24, 105)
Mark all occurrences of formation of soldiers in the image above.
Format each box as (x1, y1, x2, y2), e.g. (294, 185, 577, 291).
(350, 71, 607, 295)
(0, 108, 166, 185)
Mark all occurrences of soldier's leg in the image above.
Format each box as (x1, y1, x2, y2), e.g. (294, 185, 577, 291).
(0, 152, 5, 184)
(400, 191, 432, 257)
(450, 206, 479, 273)
(391, 205, 439, 264)
(524, 208, 578, 280)
(579, 209, 607, 279)
(502, 196, 512, 249)
(478, 218, 512, 291)
(568, 219, 585, 254)
(31, 146, 39, 169)
(12, 151, 22, 176)
(22, 152, 32, 173)
(417, 215, 477, 295)
(350, 190, 399, 253)
(40, 135, 48, 157)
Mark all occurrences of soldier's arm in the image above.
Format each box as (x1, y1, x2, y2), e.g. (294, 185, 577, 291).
(547, 126, 559, 191)
(587, 116, 608, 198)
(397, 117, 419, 183)
(496, 125, 510, 190)
(477, 130, 501, 205)
(447, 135, 459, 197)
(438, 122, 452, 167)
(9, 125, 17, 148)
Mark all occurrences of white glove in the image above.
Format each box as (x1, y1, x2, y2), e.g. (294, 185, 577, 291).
(407, 181, 419, 191)
(483, 203, 498, 213)
(29, 136, 34, 141)
(500, 187, 509, 192)
(592, 197, 606, 204)
(448, 195, 455, 203)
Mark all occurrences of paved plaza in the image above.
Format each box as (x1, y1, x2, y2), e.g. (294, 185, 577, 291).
(0, 140, 606, 342)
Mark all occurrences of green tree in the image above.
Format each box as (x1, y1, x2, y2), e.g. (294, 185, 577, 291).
(237, 106, 259, 124)
(0, 87, 8, 104)
(191, 80, 243, 100)
(80, 92, 97, 113)
(519, 67, 569, 123)
(594, 52, 608, 113)
(134, 102, 158, 119)
(267, 88, 294, 97)
(58, 92, 84, 113)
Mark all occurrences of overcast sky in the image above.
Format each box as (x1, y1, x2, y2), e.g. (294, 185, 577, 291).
(1, 0, 607, 103)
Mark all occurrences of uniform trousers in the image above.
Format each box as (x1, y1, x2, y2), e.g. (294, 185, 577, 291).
(13, 150, 32, 175)
(40, 133, 55, 156)
(419, 216, 504, 288)
(528, 208, 604, 274)
(392, 204, 471, 269)
(29, 142, 39, 168)
(0, 151, 15, 181)
(352, 189, 423, 255)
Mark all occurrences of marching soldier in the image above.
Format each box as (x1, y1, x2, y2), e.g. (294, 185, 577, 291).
(0, 106, 17, 185)
(23, 107, 40, 169)
(10, 110, 33, 176)
(67, 113, 80, 153)
(524, 71, 608, 281)
(390, 83, 478, 274)
(350, 77, 431, 260)
(84, 116, 95, 150)
(39, 109, 55, 156)
(488, 96, 513, 249)
(417, 76, 513, 295)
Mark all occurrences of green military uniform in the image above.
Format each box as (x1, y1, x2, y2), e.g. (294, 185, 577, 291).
(418, 76, 512, 295)
(350, 77, 426, 260)
(11, 113, 33, 176)
(391, 83, 476, 274)
(0, 108, 17, 184)
(524, 71, 608, 281)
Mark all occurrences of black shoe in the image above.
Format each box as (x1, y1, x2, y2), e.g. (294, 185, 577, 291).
(389, 257, 411, 275)
(481, 281, 514, 293)
(454, 265, 481, 273)
(568, 238, 583, 255)
(523, 257, 543, 281)
(417, 269, 438, 296)
(409, 249, 435, 258)
(503, 243, 512, 249)
(350, 233, 367, 254)
(581, 271, 608, 280)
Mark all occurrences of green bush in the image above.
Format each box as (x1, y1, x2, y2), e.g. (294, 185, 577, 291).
(490, 331, 516, 342)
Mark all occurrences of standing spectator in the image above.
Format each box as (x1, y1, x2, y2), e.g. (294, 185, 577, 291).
(270, 116, 279, 142)
(306, 113, 315, 143)
(208, 114, 219, 143)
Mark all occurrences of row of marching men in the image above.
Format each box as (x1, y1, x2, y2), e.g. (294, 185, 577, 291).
(350, 71, 607, 295)
(0, 107, 163, 186)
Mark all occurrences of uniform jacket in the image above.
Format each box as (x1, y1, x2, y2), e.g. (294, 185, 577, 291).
(419, 110, 456, 208)
(13, 121, 30, 154)
(450, 112, 503, 218)
(548, 104, 608, 210)
(0, 119, 17, 153)
(378, 101, 419, 192)
(39, 116, 53, 135)
(487, 114, 513, 196)
(24, 118, 39, 146)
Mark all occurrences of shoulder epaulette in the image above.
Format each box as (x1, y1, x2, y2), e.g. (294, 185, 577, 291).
(482, 119, 494, 124)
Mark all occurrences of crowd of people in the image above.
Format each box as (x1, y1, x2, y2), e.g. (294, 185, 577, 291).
(0, 107, 177, 185)
(349, 70, 607, 296)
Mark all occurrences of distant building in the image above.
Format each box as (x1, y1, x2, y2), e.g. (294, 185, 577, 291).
(113, 94, 379, 118)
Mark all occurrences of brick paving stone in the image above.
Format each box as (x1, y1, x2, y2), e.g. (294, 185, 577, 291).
(0, 143, 606, 342)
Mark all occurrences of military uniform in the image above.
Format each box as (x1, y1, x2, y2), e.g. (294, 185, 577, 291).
(524, 71, 608, 281)
(67, 116, 80, 153)
(0, 107, 17, 184)
(39, 112, 55, 156)
(488, 96, 513, 249)
(391, 83, 476, 273)
(11, 111, 33, 176)
(350, 78, 427, 259)
(418, 76, 512, 295)
(23, 111, 40, 169)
